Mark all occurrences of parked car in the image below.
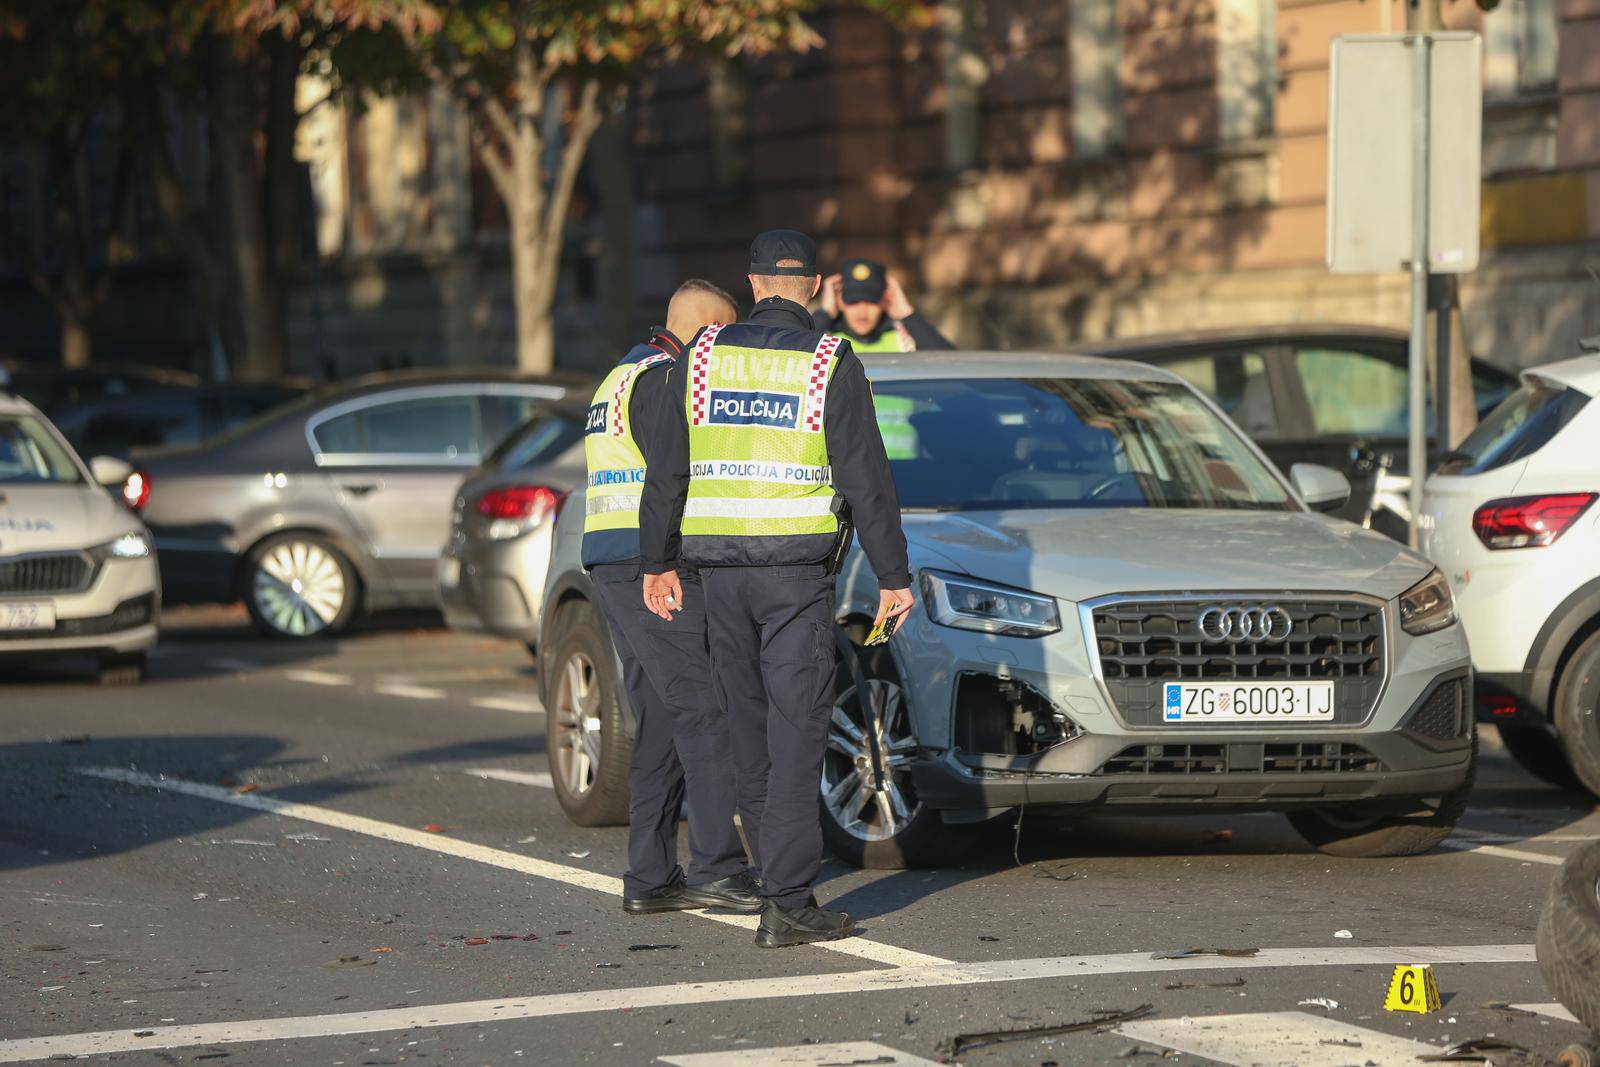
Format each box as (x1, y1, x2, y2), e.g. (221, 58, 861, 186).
(130, 370, 584, 639)
(1, 361, 201, 414)
(539, 350, 1477, 865)
(1420, 350, 1600, 798)
(1078, 326, 1517, 538)
(0, 386, 159, 683)
(437, 398, 587, 652)
(52, 382, 308, 459)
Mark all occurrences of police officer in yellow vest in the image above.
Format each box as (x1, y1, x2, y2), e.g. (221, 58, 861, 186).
(583, 278, 765, 917)
(639, 231, 914, 948)
(813, 258, 954, 352)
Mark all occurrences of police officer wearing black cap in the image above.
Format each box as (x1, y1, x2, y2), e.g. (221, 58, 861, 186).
(638, 229, 914, 948)
(814, 258, 954, 352)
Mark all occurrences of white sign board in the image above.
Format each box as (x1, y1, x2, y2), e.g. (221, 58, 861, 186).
(1326, 33, 1483, 274)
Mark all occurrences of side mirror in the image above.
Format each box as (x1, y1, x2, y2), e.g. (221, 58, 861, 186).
(1290, 463, 1352, 513)
(89, 455, 134, 488)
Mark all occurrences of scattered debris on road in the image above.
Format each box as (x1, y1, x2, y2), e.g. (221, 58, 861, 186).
(1149, 947, 1258, 960)
(937, 1004, 1154, 1058)
(567, 850, 591, 859)
(1162, 977, 1246, 991)
(1334, 929, 1354, 939)
(234, 783, 259, 795)
(1419, 1037, 1533, 1062)
(628, 944, 678, 951)
(322, 954, 378, 968)
(1298, 997, 1340, 1010)
(422, 824, 445, 833)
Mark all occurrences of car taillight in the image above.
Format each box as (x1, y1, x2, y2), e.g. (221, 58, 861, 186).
(476, 485, 566, 539)
(1472, 493, 1596, 550)
(121, 470, 151, 512)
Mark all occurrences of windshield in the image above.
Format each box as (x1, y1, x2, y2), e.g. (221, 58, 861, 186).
(0, 414, 83, 484)
(488, 410, 585, 471)
(871, 377, 1294, 512)
(1437, 379, 1590, 475)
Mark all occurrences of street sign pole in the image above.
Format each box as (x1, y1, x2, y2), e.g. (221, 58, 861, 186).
(1407, 34, 1431, 548)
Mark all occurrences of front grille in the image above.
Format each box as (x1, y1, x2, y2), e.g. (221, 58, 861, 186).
(0, 552, 95, 595)
(1100, 742, 1381, 775)
(1404, 678, 1467, 740)
(1092, 596, 1386, 726)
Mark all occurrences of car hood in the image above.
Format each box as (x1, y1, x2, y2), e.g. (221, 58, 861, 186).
(902, 508, 1434, 602)
(0, 484, 137, 553)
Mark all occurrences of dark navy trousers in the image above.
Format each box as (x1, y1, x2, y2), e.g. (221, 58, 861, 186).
(702, 563, 837, 909)
(590, 563, 747, 898)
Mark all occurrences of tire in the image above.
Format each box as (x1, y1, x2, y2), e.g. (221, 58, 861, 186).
(1288, 727, 1477, 858)
(544, 600, 631, 827)
(97, 652, 146, 686)
(820, 642, 972, 869)
(1537, 839, 1600, 1034)
(1499, 723, 1586, 792)
(1554, 630, 1600, 801)
(244, 533, 360, 639)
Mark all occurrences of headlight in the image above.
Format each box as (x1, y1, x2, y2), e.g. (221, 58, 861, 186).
(920, 569, 1061, 637)
(95, 530, 152, 560)
(1399, 568, 1456, 635)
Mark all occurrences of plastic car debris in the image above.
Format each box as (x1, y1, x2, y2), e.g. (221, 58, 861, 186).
(1162, 977, 1246, 990)
(1418, 1037, 1532, 1062)
(1149, 947, 1259, 960)
(422, 824, 445, 833)
(566, 850, 591, 859)
(1298, 997, 1340, 1010)
(938, 1004, 1155, 1058)
(322, 955, 377, 968)
(627, 944, 678, 951)
(1334, 929, 1354, 938)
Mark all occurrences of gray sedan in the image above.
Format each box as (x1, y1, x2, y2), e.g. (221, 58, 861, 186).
(134, 370, 583, 638)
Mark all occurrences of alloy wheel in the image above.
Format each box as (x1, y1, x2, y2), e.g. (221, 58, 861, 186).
(252, 540, 348, 637)
(822, 677, 921, 842)
(552, 651, 602, 797)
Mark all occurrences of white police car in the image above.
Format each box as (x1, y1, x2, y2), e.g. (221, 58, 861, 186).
(0, 379, 159, 683)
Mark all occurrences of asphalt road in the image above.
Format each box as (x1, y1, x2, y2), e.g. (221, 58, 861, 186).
(2, 607, 1597, 1066)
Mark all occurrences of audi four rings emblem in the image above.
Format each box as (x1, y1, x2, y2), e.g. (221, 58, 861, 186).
(1197, 605, 1293, 643)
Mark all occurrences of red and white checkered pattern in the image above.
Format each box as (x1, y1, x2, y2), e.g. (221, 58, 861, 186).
(688, 324, 725, 427)
(609, 352, 673, 436)
(801, 335, 843, 433)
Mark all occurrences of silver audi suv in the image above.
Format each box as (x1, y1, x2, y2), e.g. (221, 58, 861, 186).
(537, 352, 1475, 865)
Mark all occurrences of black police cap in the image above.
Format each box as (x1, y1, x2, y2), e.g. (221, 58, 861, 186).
(749, 229, 818, 276)
(839, 258, 887, 304)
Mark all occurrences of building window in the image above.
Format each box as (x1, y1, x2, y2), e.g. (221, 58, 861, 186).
(941, 0, 987, 173)
(1069, 0, 1125, 159)
(1484, 0, 1558, 99)
(1216, 0, 1277, 144)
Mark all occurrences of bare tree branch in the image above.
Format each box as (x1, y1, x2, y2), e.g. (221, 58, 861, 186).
(540, 77, 602, 270)
(469, 119, 514, 202)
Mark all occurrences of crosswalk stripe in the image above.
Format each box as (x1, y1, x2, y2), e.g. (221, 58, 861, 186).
(373, 682, 447, 700)
(1118, 1011, 1442, 1066)
(660, 1042, 939, 1066)
(0, 941, 1536, 1064)
(464, 767, 553, 789)
(282, 669, 351, 686)
(1511, 1002, 1581, 1023)
(1438, 839, 1565, 866)
(470, 694, 544, 713)
(73, 767, 950, 970)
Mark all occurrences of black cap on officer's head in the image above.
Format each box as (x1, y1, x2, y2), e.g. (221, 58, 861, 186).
(839, 258, 887, 304)
(749, 229, 818, 276)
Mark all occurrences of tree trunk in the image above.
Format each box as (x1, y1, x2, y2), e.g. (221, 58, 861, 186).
(59, 315, 91, 369)
(211, 47, 283, 380)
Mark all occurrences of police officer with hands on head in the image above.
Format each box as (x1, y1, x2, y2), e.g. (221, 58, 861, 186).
(815, 258, 954, 352)
(582, 278, 765, 918)
(639, 229, 914, 949)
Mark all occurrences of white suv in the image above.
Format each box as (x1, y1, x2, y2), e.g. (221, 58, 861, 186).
(1421, 349, 1600, 797)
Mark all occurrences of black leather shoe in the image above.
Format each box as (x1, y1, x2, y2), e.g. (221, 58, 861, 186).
(622, 871, 691, 915)
(755, 901, 854, 948)
(681, 870, 763, 914)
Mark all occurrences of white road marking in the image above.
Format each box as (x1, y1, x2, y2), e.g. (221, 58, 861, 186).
(660, 1041, 940, 1066)
(73, 767, 947, 970)
(463, 767, 553, 789)
(1453, 827, 1596, 844)
(281, 669, 351, 686)
(1438, 839, 1566, 866)
(372, 682, 447, 701)
(1511, 1002, 1581, 1023)
(1119, 1011, 1441, 1066)
(0, 944, 1536, 1063)
(470, 694, 544, 714)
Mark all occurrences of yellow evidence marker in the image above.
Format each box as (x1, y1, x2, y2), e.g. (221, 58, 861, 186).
(1383, 964, 1442, 1013)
